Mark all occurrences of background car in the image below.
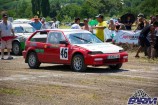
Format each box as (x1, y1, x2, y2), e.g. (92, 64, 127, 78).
(23, 29, 128, 72)
(13, 19, 32, 24)
(12, 23, 36, 55)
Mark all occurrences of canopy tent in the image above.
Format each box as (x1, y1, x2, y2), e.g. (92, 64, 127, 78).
(120, 13, 136, 24)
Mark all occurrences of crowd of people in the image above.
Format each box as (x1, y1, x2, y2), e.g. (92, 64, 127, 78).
(29, 16, 59, 30)
(0, 13, 158, 60)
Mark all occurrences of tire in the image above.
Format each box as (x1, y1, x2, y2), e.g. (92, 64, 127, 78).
(27, 52, 41, 69)
(108, 63, 122, 70)
(12, 41, 21, 55)
(71, 54, 87, 72)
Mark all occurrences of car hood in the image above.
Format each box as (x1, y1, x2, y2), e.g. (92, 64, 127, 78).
(74, 43, 123, 53)
(15, 33, 33, 38)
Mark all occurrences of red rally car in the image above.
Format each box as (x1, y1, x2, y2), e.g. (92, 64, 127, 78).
(23, 29, 128, 72)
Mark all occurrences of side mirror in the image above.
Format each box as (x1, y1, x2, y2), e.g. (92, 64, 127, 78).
(59, 40, 69, 45)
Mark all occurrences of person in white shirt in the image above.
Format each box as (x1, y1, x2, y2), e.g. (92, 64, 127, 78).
(41, 18, 48, 29)
(0, 14, 15, 60)
(71, 17, 81, 29)
(51, 21, 56, 29)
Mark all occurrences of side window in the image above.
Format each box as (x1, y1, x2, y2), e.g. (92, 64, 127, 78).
(31, 31, 47, 43)
(47, 32, 65, 44)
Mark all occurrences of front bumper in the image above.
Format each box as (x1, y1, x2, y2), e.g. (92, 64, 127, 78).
(85, 52, 128, 66)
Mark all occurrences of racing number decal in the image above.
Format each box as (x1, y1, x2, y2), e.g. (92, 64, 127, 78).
(60, 47, 68, 60)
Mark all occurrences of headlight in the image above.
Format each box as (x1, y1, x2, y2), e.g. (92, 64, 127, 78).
(88, 51, 103, 55)
(123, 56, 128, 59)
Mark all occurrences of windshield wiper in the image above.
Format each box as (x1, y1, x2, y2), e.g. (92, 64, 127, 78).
(73, 36, 92, 43)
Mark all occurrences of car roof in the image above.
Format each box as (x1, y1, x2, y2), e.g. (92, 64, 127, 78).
(13, 23, 33, 27)
(13, 19, 31, 21)
(41, 29, 91, 33)
(13, 19, 32, 24)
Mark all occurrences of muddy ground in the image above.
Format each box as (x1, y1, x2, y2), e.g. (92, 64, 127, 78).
(0, 52, 158, 105)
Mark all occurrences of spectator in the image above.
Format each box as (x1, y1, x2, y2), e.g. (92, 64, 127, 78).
(154, 26, 158, 57)
(149, 16, 153, 25)
(82, 18, 92, 33)
(0, 14, 15, 60)
(144, 19, 149, 27)
(41, 18, 48, 29)
(124, 16, 133, 30)
(150, 16, 156, 25)
(51, 18, 59, 29)
(107, 19, 116, 42)
(115, 23, 120, 32)
(30, 16, 42, 30)
(108, 19, 116, 31)
(94, 14, 108, 42)
(51, 21, 56, 29)
(71, 17, 81, 29)
(156, 14, 158, 22)
(135, 16, 144, 31)
(135, 21, 158, 59)
(54, 18, 60, 29)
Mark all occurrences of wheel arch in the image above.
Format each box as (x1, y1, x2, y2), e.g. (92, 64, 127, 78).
(70, 51, 85, 64)
(71, 52, 84, 62)
(25, 50, 36, 63)
(12, 40, 20, 44)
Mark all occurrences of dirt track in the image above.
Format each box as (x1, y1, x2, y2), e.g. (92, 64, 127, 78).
(0, 52, 158, 105)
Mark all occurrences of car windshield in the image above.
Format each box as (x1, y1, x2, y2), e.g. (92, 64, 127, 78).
(14, 26, 35, 33)
(66, 33, 103, 44)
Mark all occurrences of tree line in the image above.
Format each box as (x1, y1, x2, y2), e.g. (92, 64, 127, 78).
(1, 0, 158, 21)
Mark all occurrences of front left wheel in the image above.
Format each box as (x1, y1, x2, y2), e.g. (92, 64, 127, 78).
(28, 52, 41, 69)
(71, 54, 87, 72)
(12, 41, 22, 55)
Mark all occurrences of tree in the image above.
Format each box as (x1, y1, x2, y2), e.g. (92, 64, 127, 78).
(31, 0, 41, 16)
(41, 0, 50, 17)
(81, 0, 99, 18)
(50, 1, 61, 18)
(57, 4, 81, 21)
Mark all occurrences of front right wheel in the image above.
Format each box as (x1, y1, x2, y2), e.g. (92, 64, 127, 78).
(28, 52, 41, 69)
(71, 54, 87, 72)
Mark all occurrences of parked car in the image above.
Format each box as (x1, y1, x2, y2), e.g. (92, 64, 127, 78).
(13, 19, 32, 24)
(12, 23, 36, 55)
(23, 29, 128, 72)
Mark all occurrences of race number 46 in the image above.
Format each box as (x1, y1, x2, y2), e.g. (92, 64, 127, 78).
(60, 47, 68, 60)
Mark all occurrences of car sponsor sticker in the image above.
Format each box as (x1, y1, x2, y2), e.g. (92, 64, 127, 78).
(107, 54, 120, 59)
(60, 47, 68, 60)
(35, 49, 44, 53)
(50, 44, 59, 48)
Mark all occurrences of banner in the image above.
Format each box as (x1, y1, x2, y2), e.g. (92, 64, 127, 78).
(104, 29, 141, 44)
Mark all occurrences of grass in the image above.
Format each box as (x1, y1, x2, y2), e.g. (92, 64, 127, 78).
(59, 25, 70, 29)
(98, 74, 150, 83)
(0, 88, 22, 95)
